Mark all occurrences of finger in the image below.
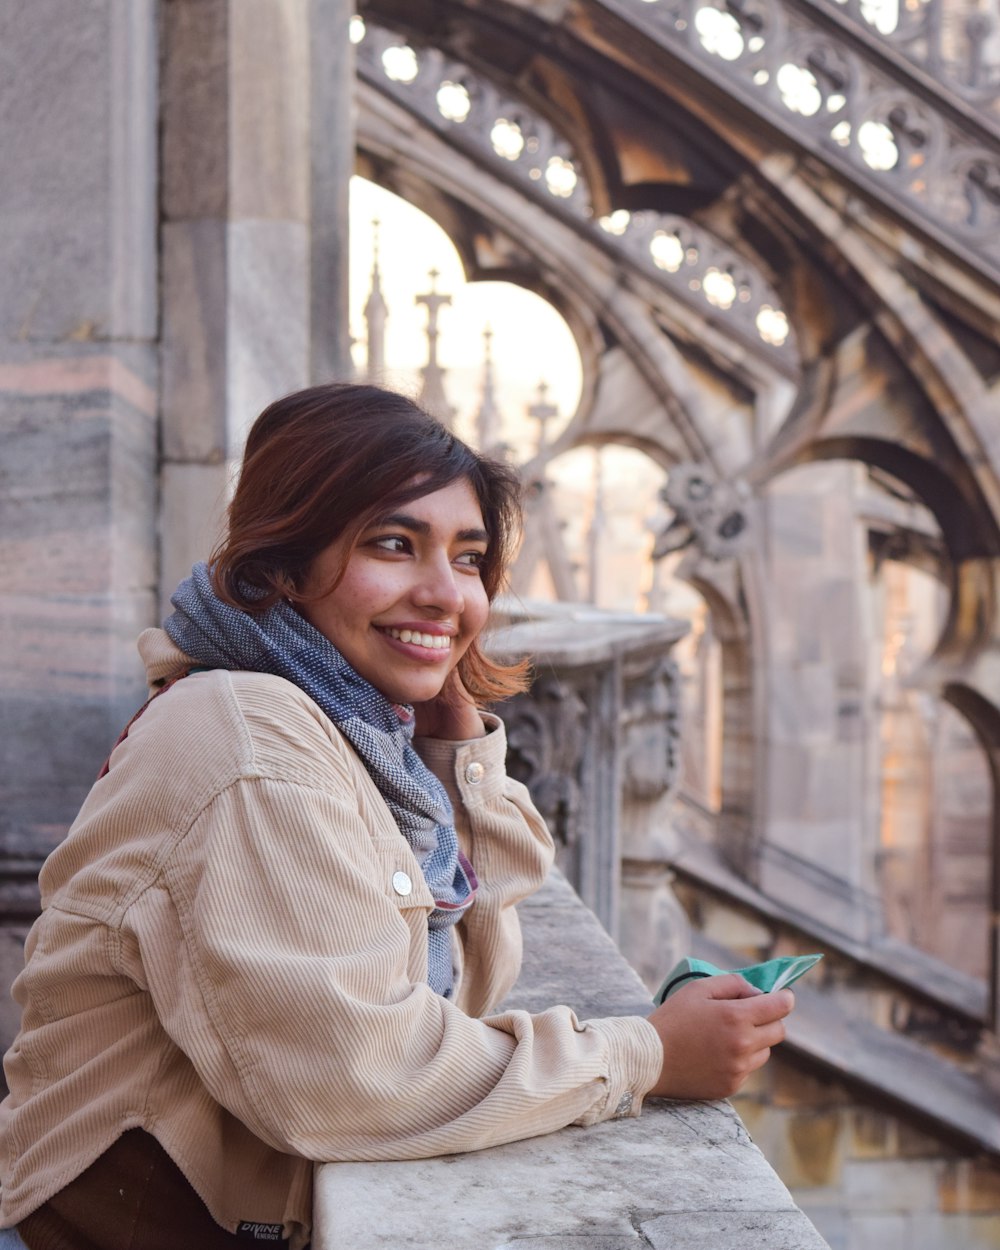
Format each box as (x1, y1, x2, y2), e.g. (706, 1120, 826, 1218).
(744, 988, 795, 1024)
(704, 973, 764, 1001)
(754, 1018, 788, 1049)
(745, 1046, 773, 1074)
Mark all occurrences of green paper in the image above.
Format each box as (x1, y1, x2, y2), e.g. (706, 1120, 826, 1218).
(653, 953, 823, 1006)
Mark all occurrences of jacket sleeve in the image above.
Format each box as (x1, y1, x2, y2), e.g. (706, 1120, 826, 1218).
(124, 765, 662, 1165)
(413, 714, 555, 1017)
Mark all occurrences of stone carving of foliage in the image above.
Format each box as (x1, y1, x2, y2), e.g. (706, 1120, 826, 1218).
(502, 676, 588, 848)
(621, 655, 683, 800)
(653, 462, 751, 561)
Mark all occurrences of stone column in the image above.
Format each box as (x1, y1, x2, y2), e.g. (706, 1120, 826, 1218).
(159, 0, 353, 612)
(756, 461, 881, 938)
(310, 0, 355, 383)
(0, 0, 159, 1039)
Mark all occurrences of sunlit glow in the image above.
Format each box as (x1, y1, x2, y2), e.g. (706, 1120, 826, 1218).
(703, 267, 737, 310)
(491, 118, 525, 161)
(382, 45, 419, 84)
(545, 155, 579, 198)
(599, 210, 632, 235)
(650, 231, 685, 272)
(694, 7, 745, 60)
(748, 36, 765, 52)
(349, 15, 366, 44)
(827, 93, 847, 112)
(861, 0, 900, 33)
(756, 304, 790, 345)
(831, 119, 852, 147)
(349, 176, 583, 460)
(776, 63, 822, 116)
(859, 120, 898, 170)
(754, 69, 770, 85)
(437, 80, 471, 123)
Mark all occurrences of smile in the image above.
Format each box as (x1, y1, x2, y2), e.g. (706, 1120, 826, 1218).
(379, 627, 453, 651)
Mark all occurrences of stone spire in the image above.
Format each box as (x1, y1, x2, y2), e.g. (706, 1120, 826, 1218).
(363, 218, 388, 380)
(527, 379, 558, 455)
(475, 324, 502, 452)
(586, 448, 605, 604)
(415, 268, 455, 425)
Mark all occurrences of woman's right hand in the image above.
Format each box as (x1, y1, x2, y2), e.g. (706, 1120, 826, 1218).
(646, 974, 794, 1100)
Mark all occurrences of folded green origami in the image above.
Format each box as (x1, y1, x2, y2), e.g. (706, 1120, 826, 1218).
(653, 953, 823, 1006)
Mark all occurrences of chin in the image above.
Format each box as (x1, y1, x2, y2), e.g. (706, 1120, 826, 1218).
(376, 677, 448, 706)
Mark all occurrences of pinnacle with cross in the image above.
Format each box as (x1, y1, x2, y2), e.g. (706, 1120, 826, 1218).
(527, 379, 559, 454)
(363, 218, 388, 379)
(415, 268, 455, 425)
(475, 323, 502, 452)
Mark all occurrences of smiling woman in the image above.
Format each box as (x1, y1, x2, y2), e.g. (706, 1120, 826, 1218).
(0, 383, 795, 1250)
(298, 480, 491, 716)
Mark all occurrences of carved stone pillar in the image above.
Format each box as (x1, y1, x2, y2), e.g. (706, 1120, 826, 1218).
(492, 605, 688, 947)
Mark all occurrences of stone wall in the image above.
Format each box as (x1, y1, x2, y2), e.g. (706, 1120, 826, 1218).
(0, 0, 160, 1036)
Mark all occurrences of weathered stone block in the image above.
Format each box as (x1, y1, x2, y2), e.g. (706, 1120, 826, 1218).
(849, 1108, 898, 1160)
(159, 462, 231, 618)
(226, 220, 310, 447)
(939, 1159, 1000, 1215)
(161, 0, 230, 221)
(230, 0, 309, 222)
(787, 1110, 845, 1188)
(640, 1210, 827, 1249)
(770, 1060, 847, 1112)
(0, 1, 156, 343)
(0, 1, 108, 341)
(161, 220, 229, 461)
(843, 1158, 943, 1212)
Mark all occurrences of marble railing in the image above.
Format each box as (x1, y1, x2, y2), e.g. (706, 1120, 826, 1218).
(313, 871, 829, 1249)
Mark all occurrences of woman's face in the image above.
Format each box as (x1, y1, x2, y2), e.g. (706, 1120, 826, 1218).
(298, 478, 491, 706)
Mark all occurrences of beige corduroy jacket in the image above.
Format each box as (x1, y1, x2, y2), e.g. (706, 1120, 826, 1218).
(0, 630, 663, 1247)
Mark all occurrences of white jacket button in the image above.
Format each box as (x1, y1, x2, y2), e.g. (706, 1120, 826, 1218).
(464, 761, 485, 784)
(392, 871, 413, 896)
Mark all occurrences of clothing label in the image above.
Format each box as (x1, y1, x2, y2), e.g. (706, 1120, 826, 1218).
(236, 1221, 288, 1244)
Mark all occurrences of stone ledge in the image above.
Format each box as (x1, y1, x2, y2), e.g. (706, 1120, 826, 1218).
(313, 873, 829, 1250)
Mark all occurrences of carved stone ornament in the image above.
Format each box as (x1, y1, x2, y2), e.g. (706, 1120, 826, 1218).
(605, 0, 1000, 280)
(356, 19, 795, 363)
(653, 462, 751, 561)
(501, 676, 588, 847)
(621, 655, 683, 800)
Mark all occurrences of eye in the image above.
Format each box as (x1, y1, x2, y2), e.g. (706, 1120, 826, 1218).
(371, 535, 411, 554)
(455, 549, 486, 570)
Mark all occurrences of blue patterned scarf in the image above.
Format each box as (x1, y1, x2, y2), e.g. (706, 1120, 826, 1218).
(164, 563, 476, 998)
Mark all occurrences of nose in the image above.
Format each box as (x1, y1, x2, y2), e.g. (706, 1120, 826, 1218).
(412, 552, 464, 615)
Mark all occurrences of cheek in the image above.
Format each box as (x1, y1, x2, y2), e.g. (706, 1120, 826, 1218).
(463, 581, 490, 639)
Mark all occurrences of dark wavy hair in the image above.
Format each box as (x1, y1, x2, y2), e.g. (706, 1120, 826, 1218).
(210, 382, 529, 702)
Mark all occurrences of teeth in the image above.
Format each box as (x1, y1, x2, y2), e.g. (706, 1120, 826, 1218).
(383, 628, 451, 650)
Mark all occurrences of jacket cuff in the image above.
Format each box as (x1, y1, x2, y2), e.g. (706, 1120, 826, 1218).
(413, 714, 508, 809)
(574, 1015, 664, 1125)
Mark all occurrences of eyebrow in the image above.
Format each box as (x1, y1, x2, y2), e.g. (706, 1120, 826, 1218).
(377, 513, 490, 543)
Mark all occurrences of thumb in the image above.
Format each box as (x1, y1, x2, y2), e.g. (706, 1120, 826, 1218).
(704, 972, 763, 1000)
